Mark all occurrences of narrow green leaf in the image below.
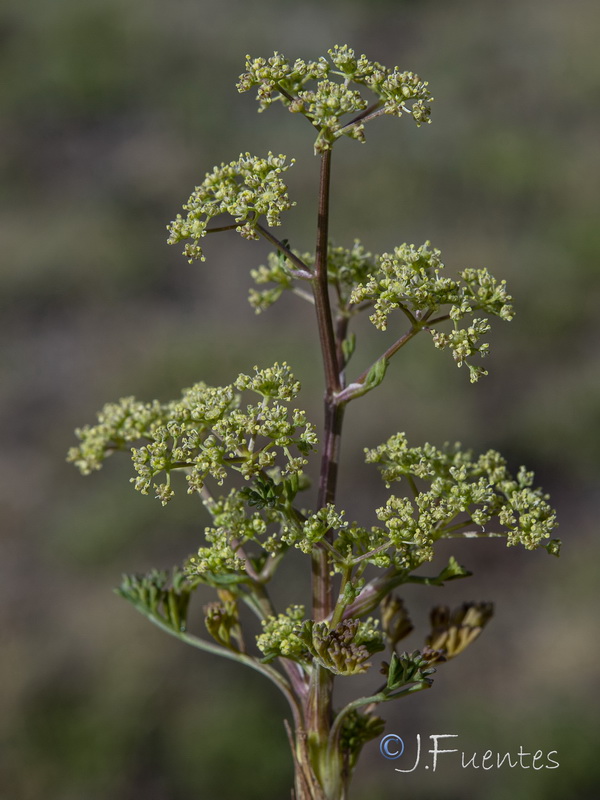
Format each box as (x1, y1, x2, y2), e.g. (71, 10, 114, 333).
(365, 356, 388, 390)
(342, 333, 356, 363)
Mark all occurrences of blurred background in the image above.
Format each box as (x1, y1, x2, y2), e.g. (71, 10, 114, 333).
(1, 0, 599, 797)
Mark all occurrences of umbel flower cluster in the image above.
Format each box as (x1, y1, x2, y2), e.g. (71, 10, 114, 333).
(168, 152, 295, 262)
(69, 45, 560, 800)
(70, 358, 558, 624)
(68, 363, 316, 506)
(251, 239, 514, 382)
(237, 44, 432, 151)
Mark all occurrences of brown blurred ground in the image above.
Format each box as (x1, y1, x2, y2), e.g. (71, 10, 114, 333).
(1, 0, 599, 798)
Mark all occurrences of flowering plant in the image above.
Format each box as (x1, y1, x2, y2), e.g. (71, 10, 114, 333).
(69, 46, 559, 800)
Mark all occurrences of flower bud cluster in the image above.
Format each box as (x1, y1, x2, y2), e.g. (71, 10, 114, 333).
(281, 503, 347, 554)
(333, 523, 396, 569)
(249, 249, 295, 312)
(365, 434, 559, 554)
(299, 618, 385, 675)
(236, 52, 329, 110)
(349, 241, 514, 381)
(249, 239, 377, 314)
(234, 361, 300, 400)
(188, 523, 246, 579)
(237, 46, 433, 152)
(186, 483, 295, 585)
(117, 569, 195, 633)
(375, 495, 436, 567)
(430, 320, 492, 382)
(384, 650, 438, 691)
(256, 604, 309, 662)
(204, 594, 242, 651)
(256, 609, 384, 675)
(381, 594, 414, 648)
(340, 710, 386, 764)
(426, 602, 494, 658)
(327, 45, 431, 122)
(297, 79, 368, 151)
(68, 363, 317, 505)
(324, 240, 377, 307)
(167, 152, 295, 261)
(68, 396, 166, 475)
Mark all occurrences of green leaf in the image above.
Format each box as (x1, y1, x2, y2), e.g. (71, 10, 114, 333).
(386, 650, 435, 691)
(342, 333, 356, 363)
(436, 556, 472, 583)
(365, 356, 388, 390)
(386, 652, 404, 690)
(407, 558, 472, 587)
(200, 571, 249, 587)
(116, 569, 197, 633)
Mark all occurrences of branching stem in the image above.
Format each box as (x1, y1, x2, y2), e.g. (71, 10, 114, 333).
(139, 607, 303, 728)
(328, 682, 431, 758)
(256, 223, 313, 278)
(312, 150, 340, 398)
(340, 100, 383, 130)
(205, 223, 240, 233)
(335, 327, 419, 404)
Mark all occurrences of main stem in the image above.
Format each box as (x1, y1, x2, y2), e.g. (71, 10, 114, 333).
(311, 148, 341, 623)
(305, 148, 348, 800)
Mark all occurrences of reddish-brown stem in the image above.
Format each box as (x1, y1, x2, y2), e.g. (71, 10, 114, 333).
(205, 223, 240, 233)
(340, 100, 383, 131)
(311, 148, 341, 624)
(317, 401, 345, 511)
(207, 219, 313, 278)
(256, 222, 313, 279)
(305, 149, 347, 791)
(356, 328, 418, 383)
(312, 150, 340, 397)
(312, 150, 342, 621)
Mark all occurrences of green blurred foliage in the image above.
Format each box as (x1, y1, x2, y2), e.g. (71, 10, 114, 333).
(1, 0, 598, 798)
